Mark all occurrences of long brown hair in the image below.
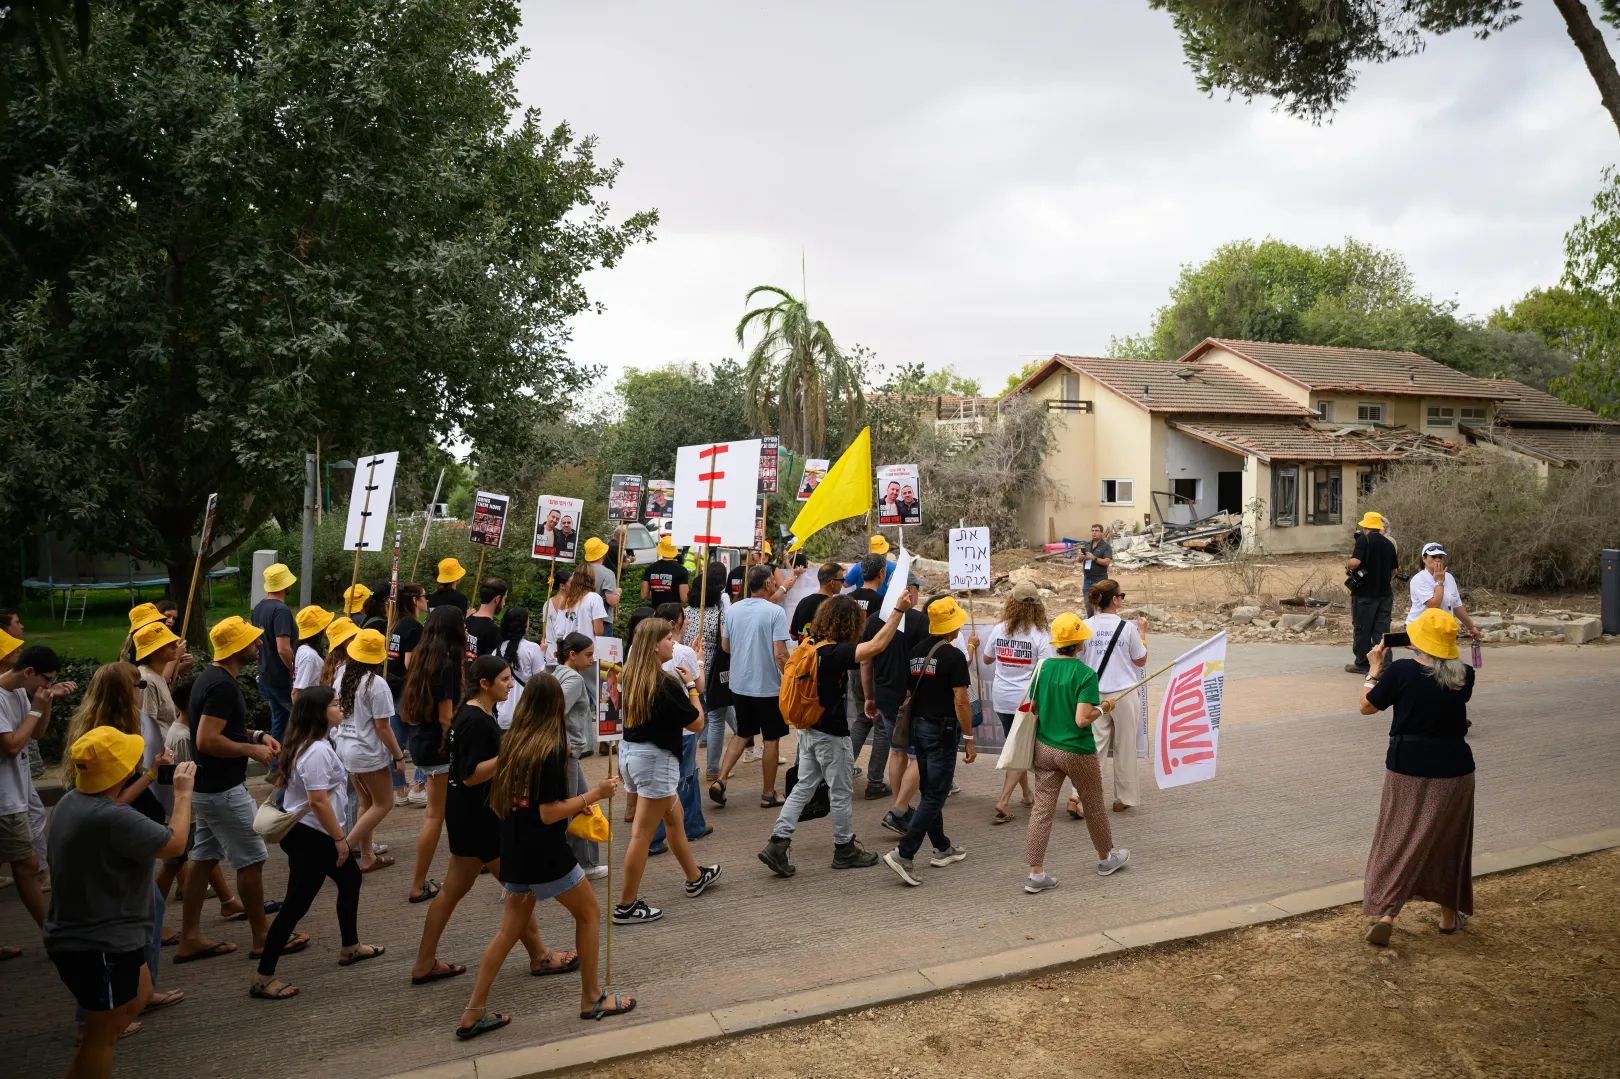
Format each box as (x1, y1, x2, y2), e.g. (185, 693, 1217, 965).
(60, 662, 141, 784)
(320, 640, 348, 687)
(402, 605, 466, 726)
(806, 594, 863, 644)
(488, 673, 568, 818)
(621, 617, 677, 729)
(556, 566, 592, 612)
(999, 592, 1048, 637)
(273, 687, 336, 790)
(338, 656, 384, 719)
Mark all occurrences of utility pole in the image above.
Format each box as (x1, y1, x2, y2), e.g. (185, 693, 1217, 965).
(302, 452, 317, 605)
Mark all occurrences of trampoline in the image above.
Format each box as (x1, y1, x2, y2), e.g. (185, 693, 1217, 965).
(24, 566, 241, 625)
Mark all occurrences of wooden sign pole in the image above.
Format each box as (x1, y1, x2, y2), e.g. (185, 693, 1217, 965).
(178, 494, 218, 657)
(409, 467, 446, 585)
(472, 546, 488, 597)
(605, 742, 616, 984)
(348, 456, 383, 602)
(537, 554, 558, 659)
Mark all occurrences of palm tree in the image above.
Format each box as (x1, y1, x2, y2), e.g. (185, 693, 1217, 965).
(735, 285, 863, 455)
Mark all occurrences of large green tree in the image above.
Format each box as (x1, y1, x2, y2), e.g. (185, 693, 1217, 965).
(1148, 1, 1620, 137)
(0, 0, 653, 629)
(598, 361, 751, 484)
(1553, 165, 1620, 414)
(736, 285, 863, 456)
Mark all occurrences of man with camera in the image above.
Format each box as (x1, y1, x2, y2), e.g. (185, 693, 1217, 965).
(1080, 524, 1112, 617)
(1346, 511, 1398, 675)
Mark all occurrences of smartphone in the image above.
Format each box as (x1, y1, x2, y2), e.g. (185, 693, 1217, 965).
(156, 764, 176, 785)
(1382, 631, 1410, 650)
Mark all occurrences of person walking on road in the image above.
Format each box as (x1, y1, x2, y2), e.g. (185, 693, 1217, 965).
(1346, 511, 1398, 675)
(250, 563, 299, 751)
(331, 630, 405, 871)
(709, 567, 792, 809)
(1357, 608, 1477, 945)
(1082, 580, 1149, 814)
(1405, 543, 1482, 640)
(549, 633, 606, 878)
(984, 582, 1052, 824)
(401, 606, 468, 904)
(1081, 525, 1112, 616)
(862, 573, 927, 825)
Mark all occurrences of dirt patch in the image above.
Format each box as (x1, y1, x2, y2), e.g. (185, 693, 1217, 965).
(574, 849, 1619, 1079)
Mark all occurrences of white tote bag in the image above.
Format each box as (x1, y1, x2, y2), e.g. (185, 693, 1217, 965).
(995, 659, 1044, 773)
(252, 798, 308, 844)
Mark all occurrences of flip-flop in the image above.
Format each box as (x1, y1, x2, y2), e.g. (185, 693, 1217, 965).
(0, 946, 21, 961)
(160, 929, 180, 947)
(144, 989, 186, 1010)
(339, 943, 386, 966)
(455, 1007, 510, 1040)
(250, 933, 308, 959)
(373, 843, 389, 856)
(174, 940, 237, 964)
(580, 992, 637, 1021)
(249, 979, 298, 1000)
(412, 960, 465, 986)
(408, 879, 442, 903)
(759, 792, 783, 808)
(359, 854, 396, 873)
(708, 780, 727, 807)
(530, 950, 579, 977)
(991, 809, 1015, 824)
(223, 899, 283, 922)
(1365, 921, 1393, 946)
(1066, 799, 1083, 820)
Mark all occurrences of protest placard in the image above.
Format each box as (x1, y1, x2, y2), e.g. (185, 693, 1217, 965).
(469, 491, 510, 547)
(796, 458, 829, 501)
(875, 463, 920, 526)
(671, 438, 763, 549)
(878, 548, 914, 620)
(342, 451, 398, 551)
(595, 635, 624, 743)
(758, 436, 779, 494)
(644, 480, 673, 527)
(608, 474, 643, 522)
(948, 527, 991, 590)
(1154, 631, 1226, 789)
(531, 494, 584, 563)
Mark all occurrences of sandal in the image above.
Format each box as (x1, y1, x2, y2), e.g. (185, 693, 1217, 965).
(1364, 921, 1393, 946)
(250, 933, 308, 959)
(359, 854, 395, 873)
(580, 992, 637, 1021)
(223, 898, 282, 921)
(249, 979, 299, 1000)
(708, 780, 727, 807)
(412, 960, 465, 986)
(1439, 912, 1470, 935)
(174, 940, 237, 964)
(339, 943, 386, 966)
(530, 950, 579, 976)
(759, 792, 782, 809)
(1066, 798, 1083, 820)
(408, 879, 442, 904)
(456, 1007, 510, 1040)
(144, 989, 186, 1010)
(991, 809, 1015, 825)
(160, 929, 180, 947)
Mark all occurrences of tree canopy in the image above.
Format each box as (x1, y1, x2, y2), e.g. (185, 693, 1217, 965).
(737, 285, 863, 456)
(1552, 165, 1620, 415)
(0, 0, 653, 622)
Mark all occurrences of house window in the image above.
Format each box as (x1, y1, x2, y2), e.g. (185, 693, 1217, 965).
(1357, 403, 1384, 423)
(1048, 372, 1093, 413)
(1426, 405, 1456, 428)
(1101, 479, 1134, 505)
(1313, 400, 1333, 421)
(1460, 406, 1487, 423)
(1306, 466, 1342, 525)
(1171, 478, 1199, 506)
(1062, 374, 1079, 401)
(1357, 467, 1382, 500)
(1270, 465, 1299, 527)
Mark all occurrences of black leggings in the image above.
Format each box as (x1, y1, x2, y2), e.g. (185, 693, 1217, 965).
(258, 823, 362, 977)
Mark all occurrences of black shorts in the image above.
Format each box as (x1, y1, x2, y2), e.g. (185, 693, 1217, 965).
(446, 799, 501, 864)
(732, 694, 788, 742)
(51, 949, 146, 1012)
(408, 722, 450, 769)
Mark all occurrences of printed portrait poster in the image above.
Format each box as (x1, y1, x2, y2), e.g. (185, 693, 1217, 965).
(644, 480, 674, 526)
(754, 496, 765, 549)
(876, 463, 921, 527)
(531, 494, 584, 563)
(796, 459, 829, 502)
(758, 436, 780, 494)
(608, 474, 643, 523)
(469, 491, 510, 547)
(594, 635, 624, 743)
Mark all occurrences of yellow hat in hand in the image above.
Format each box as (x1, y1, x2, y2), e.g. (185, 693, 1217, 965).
(1049, 612, 1093, 649)
(209, 615, 263, 661)
(437, 558, 466, 584)
(262, 563, 297, 593)
(1406, 607, 1461, 660)
(72, 727, 147, 793)
(133, 622, 181, 662)
(296, 605, 335, 640)
(326, 616, 359, 651)
(342, 583, 371, 614)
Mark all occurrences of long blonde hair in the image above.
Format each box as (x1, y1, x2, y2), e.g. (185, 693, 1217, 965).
(1000, 593, 1048, 636)
(60, 662, 141, 783)
(621, 617, 676, 730)
(489, 673, 568, 817)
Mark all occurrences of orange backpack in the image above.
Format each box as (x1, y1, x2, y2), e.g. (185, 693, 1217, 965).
(779, 638, 834, 729)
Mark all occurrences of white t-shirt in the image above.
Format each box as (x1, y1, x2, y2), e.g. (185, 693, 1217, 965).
(141, 708, 174, 816)
(662, 641, 701, 686)
(495, 638, 547, 730)
(293, 643, 324, 691)
(284, 739, 348, 836)
(1082, 613, 1149, 694)
(0, 687, 34, 816)
(544, 592, 607, 662)
(1406, 571, 1463, 625)
(979, 623, 1055, 715)
(328, 664, 396, 774)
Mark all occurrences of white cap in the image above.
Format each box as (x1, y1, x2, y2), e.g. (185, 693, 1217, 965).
(1421, 542, 1446, 558)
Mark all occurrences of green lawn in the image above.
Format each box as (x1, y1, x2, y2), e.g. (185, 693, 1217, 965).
(11, 590, 249, 662)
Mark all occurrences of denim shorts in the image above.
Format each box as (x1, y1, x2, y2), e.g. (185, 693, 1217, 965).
(879, 711, 918, 759)
(619, 740, 679, 799)
(418, 763, 450, 777)
(503, 863, 585, 901)
(191, 785, 268, 869)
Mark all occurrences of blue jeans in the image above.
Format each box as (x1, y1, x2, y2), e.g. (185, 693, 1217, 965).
(262, 684, 293, 749)
(703, 706, 733, 779)
(76, 883, 161, 1025)
(897, 716, 959, 861)
(651, 731, 707, 850)
(388, 715, 422, 789)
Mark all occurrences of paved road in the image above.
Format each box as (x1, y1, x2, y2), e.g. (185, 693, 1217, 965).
(3, 640, 1616, 1079)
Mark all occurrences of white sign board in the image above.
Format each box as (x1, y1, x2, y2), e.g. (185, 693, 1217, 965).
(671, 438, 763, 549)
(1154, 631, 1226, 789)
(342, 451, 399, 551)
(531, 494, 585, 563)
(948, 526, 990, 590)
(878, 548, 913, 621)
(875, 463, 921, 526)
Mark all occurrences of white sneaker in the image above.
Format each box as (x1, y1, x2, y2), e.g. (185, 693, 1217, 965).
(583, 865, 609, 880)
(1025, 872, 1059, 894)
(742, 747, 760, 764)
(0, 874, 12, 890)
(407, 788, 428, 807)
(929, 845, 967, 867)
(1097, 848, 1130, 876)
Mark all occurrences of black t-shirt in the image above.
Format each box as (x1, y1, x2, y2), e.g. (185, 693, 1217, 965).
(726, 564, 747, 602)
(407, 656, 460, 768)
(189, 664, 251, 794)
(791, 593, 829, 641)
(907, 637, 970, 720)
(848, 588, 881, 616)
(1083, 539, 1113, 582)
(250, 599, 298, 691)
(465, 614, 500, 659)
(1365, 658, 1475, 778)
(498, 751, 577, 886)
(1350, 531, 1397, 598)
(810, 641, 860, 737)
(862, 609, 929, 712)
(428, 587, 469, 613)
(387, 617, 423, 696)
(447, 701, 502, 817)
(622, 678, 698, 756)
(644, 560, 688, 608)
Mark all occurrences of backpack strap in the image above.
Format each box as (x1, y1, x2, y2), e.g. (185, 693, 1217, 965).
(1094, 620, 1128, 682)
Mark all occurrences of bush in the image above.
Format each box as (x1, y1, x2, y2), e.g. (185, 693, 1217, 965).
(1369, 454, 1620, 592)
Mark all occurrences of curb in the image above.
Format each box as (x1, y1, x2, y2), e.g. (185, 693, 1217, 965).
(389, 825, 1620, 1079)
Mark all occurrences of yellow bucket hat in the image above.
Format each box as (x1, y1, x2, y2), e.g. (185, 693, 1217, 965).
(209, 615, 263, 661)
(0, 629, 21, 663)
(342, 583, 371, 614)
(72, 727, 148, 793)
(133, 621, 181, 662)
(437, 557, 466, 584)
(347, 628, 387, 666)
(1050, 611, 1093, 649)
(655, 537, 678, 559)
(326, 616, 359, 651)
(263, 562, 297, 593)
(762, 540, 773, 556)
(128, 602, 165, 633)
(584, 537, 609, 563)
(869, 534, 890, 555)
(1358, 511, 1384, 531)
(926, 596, 967, 637)
(1407, 607, 1461, 660)
(296, 605, 335, 640)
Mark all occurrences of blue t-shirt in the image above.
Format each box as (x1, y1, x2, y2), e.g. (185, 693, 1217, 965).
(722, 598, 790, 697)
(843, 558, 895, 591)
(250, 598, 297, 693)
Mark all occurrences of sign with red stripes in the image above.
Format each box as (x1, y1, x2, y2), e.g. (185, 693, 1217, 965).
(670, 438, 763, 549)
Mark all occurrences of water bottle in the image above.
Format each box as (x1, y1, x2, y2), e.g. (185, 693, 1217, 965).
(1470, 640, 1482, 669)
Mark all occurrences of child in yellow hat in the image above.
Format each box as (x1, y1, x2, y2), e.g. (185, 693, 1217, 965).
(293, 606, 335, 701)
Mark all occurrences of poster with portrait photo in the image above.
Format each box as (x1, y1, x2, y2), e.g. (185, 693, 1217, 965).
(469, 491, 510, 547)
(876, 463, 921, 526)
(796, 458, 829, 502)
(644, 480, 674, 527)
(595, 635, 624, 743)
(758, 436, 779, 493)
(608, 474, 643, 522)
(531, 494, 584, 563)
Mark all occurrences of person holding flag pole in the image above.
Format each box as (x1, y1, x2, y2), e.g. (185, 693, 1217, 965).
(409, 468, 446, 585)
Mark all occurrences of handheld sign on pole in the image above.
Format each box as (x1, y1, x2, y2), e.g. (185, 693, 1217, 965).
(410, 467, 446, 584)
(644, 480, 674, 531)
(608, 475, 643, 523)
(876, 463, 921, 527)
(468, 490, 510, 592)
(878, 548, 913, 620)
(386, 530, 401, 644)
(671, 439, 764, 549)
(344, 451, 399, 601)
(532, 494, 585, 658)
(796, 458, 829, 502)
(1152, 631, 1226, 789)
(758, 436, 779, 494)
(179, 491, 219, 645)
(950, 524, 991, 719)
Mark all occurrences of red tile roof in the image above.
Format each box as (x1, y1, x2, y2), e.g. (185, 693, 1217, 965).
(1184, 339, 1519, 400)
(1169, 420, 1464, 463)
(1483, 380, 1617, 427)
(1014, 355, 1313, 416)
(1463, 424, 1620, 464)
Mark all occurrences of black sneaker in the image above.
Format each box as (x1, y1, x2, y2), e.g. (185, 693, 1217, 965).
(685, 864, 722, 897)
(880, 809, 907, 836)
(758, 837, 795, 878)
(831, 838, 879, 869)
(1345, 663, 1370, 675)
(863, 783, 892, 801)
(612, 898, 662, 925)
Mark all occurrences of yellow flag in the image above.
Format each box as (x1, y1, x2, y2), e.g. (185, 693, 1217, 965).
(788, 427, 872, 552)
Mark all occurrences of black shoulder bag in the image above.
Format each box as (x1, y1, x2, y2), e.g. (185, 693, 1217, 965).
(893, 639, 947, 749)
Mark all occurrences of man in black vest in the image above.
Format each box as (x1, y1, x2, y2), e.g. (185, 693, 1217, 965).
(1346, 511, 1398, 675)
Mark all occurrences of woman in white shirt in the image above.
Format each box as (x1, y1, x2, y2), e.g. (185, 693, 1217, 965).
(981, 582, 1054, 824)
(494, 607, 545, 731)
(330, 630, 405, 872)
(1082, 579, 1149, 814)
(292, 605, 334, 700)
(545, 569, 607, 662)
(252, 686, 383, 1001)
(1406, 543, 1482, 639)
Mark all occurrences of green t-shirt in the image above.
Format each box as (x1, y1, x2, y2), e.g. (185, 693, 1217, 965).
(1030, 657, 1100, 755)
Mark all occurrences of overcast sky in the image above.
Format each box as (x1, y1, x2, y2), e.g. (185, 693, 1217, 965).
(516, 1, 1617, 396)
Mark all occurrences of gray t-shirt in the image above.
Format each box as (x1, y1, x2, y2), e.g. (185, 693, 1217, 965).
(722, 598, 790, 697)
(591, 564, 619, 614)
(44, 789, 171, 954)
(553, 664, 596, 757)
(251, 597, 297, 692)
(1083, 539, 1113, 582)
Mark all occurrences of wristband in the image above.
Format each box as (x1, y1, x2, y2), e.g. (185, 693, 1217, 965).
(1362, 681, 1377, 690)
(27, 710, 42, 719)
(144, 768, 158, 782)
